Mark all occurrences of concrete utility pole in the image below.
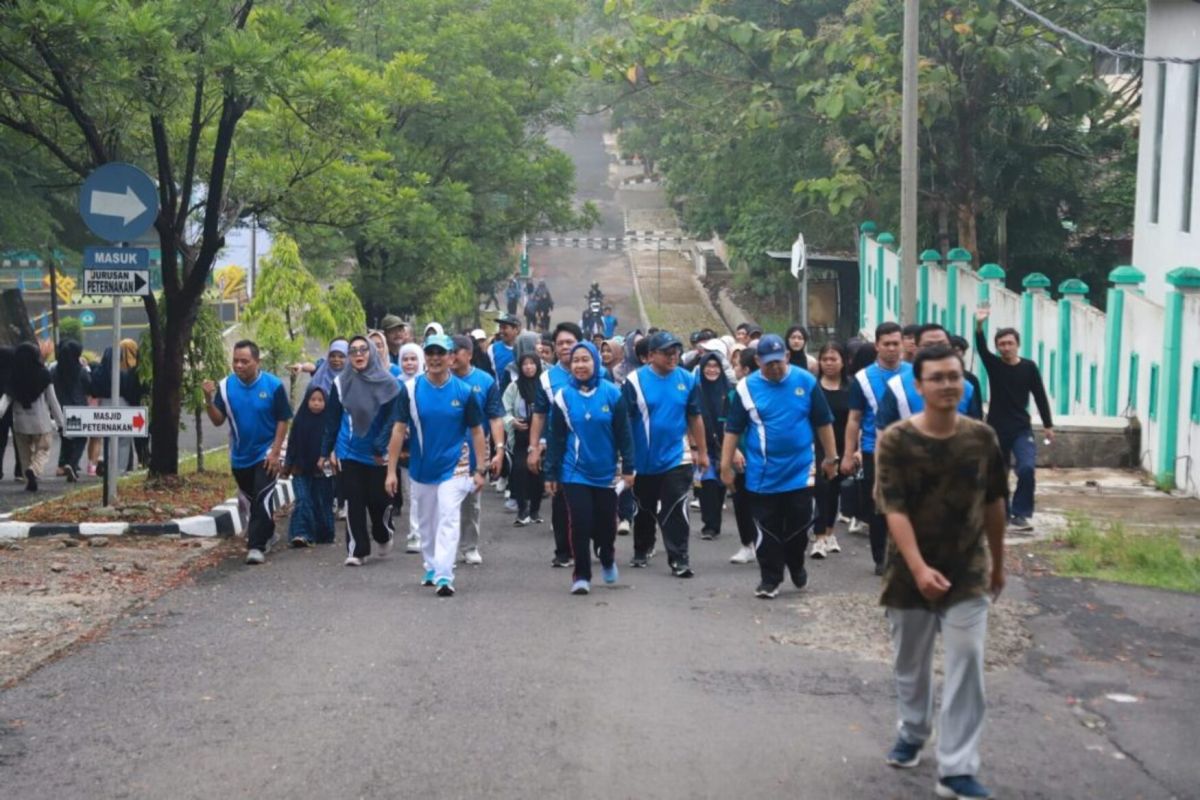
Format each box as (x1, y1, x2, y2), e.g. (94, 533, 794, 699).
(900, 0, 920, 324)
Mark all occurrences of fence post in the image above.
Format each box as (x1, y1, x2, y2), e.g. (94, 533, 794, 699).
(859, 221, 876, 334)
(975, 263, 1006, 402)
(1020, 273, 1050, 361)
(918, 249, 941, 323)
(1057, 279, 1089, 417)
(1157, 267, 1200, 489)
(1104, 266, 1144, 416)
(945, 247, 972, 335)
(877, 232, 895, 327)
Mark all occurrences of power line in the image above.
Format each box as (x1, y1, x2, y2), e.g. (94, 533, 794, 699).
(1004, 0, 1200, 65)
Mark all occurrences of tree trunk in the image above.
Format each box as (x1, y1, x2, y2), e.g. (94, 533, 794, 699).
(956, 203, 978, 259)
(996, 207, 1008, 269)
(195, 408, 204, 473)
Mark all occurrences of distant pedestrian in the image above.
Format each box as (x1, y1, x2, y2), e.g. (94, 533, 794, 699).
(381, 315, 409, 366)
(876, 324, 982, 428)
(450, 334, 505, 566)
(720, 334, 837, 599)
(397, 342, 425, 553)
(0, 347, 20, 481)
(544, 341, 635, 594)
(503, 336, 544, 526)
(284, 386, 336, 546)
(875, 344, 1008, 800)
(88, 339, 143, 475)
(203, 340, 292, 565)
(601, 306, 619, 338)
(51, 339, 90, 482)
(973, 308, 1053, 532)
(385, 335, 488, 597)
(694, 351, 729, 540)
(785, 325, 818, 373)
(727, 346, 759, 564)
(489, 313, 522, 390)
(0, 342, 66, 492)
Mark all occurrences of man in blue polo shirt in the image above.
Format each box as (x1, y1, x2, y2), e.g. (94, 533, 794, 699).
(877, 324, 982, 427)
(385, 335, 487, 597)
(623, 330, 708, 577)
(203, 340, 292, 565)
(841, 322, 905, 575)
(451, 334, 505, 565)
(721, 334, 837, 598)
(527, 321, 584, 567)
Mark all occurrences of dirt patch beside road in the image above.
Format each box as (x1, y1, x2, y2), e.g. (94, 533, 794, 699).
(0, 536, 235, 687)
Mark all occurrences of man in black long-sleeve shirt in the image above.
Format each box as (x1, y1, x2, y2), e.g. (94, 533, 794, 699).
(974, 308, 1054, 531)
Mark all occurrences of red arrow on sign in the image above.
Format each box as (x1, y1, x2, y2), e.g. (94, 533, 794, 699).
(132, 412, 145, 431)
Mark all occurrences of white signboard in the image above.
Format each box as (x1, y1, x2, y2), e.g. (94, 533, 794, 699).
(62, 406, 149, 438)
(82, 268, 151, 296)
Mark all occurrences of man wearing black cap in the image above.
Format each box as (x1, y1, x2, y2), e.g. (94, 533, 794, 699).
(381, 315, 409, 366)
(622, 330, 708, 576)
(490, 313, 522, 391)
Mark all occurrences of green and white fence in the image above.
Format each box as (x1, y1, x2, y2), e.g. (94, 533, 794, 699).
(858, 221, 1200, 497)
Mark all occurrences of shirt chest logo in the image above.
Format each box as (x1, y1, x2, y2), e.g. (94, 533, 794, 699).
(472, 385, 482, 393)
(451, 399, 462, 407)
(258, 391, 269, 399)
(795, 387, 805, 397)
(676, 383, 686, 392)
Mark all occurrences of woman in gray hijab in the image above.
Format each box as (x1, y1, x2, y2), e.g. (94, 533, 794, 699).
(322, 335, 402, 565)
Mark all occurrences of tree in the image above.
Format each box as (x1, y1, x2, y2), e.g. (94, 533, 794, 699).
(244, 234, 364, 398)
(0, 0, 401, 475)
(588, 0, 1142, 294)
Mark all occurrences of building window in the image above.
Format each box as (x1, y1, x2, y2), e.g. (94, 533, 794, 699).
(1191, 362, 1200, 424)
(1151, 62, 1167, 224)
(1149, 363, 1160, 421)
(1183, 64, 1199, 233)
(1128, 352, 1140, 411)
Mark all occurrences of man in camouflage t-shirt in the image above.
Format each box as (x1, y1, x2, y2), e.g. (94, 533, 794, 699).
(874, 345, 1008, 800)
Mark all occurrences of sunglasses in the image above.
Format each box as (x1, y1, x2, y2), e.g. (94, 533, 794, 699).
(347, 345, 371, 355)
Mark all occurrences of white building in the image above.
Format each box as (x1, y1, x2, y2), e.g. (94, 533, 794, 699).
(1131, 0, 1200, 303)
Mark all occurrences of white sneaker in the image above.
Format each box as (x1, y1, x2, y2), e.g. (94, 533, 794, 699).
(336, 506, 347, 520)
(463, 548, 483, 565)
(689, 498, 701, 509)
(376, 538, 393, 559)
(810, 537, 828, 559)
(245, 549, 265, 565)
(825, 534, 842, 554)
(617, 519, 631, 536)
(344, 556, 364, 566)
(504, 498, 519, 512)
(847, 518, 865, 534)
(494, 477, 508, 493)
(730, 545, 756, 564)
(405, 533, 421, 553)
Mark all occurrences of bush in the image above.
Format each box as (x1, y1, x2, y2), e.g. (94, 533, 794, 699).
(58, 316, 83, 344)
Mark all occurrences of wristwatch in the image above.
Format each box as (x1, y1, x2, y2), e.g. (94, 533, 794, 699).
(823, 456, 839, 466)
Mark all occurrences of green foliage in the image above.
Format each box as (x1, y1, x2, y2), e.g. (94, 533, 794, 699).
(587, 0, 1142, 297)
(57, 317, 83, 345)
(1051, 516, 1200, 594)
(245, 234, 365, 396)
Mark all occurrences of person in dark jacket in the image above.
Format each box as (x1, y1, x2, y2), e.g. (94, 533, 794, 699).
(0, 346, 20, 481)
(284, 385, 336, 546)
(694, 351, 729, 539)
(52, 339, 90, 481)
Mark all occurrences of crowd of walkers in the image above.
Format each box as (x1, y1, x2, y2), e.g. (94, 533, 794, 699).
(0, 337, 145, 492)
(197, 295, 1054, 800)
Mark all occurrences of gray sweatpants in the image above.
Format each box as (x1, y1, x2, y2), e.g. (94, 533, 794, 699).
(887, 596, 989, 778)
(459, 489, 481, 552)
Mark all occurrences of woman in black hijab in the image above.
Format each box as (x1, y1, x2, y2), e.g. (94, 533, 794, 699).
(0, 346, 19, 481)
(695, 351, 730, 539)
(52, 339, 90, 481)
(784, 325, 817, 373)
(0, 342, 66, 491)
(502, 339, 544, 525)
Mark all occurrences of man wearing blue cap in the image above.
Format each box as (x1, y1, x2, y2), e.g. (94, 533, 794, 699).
(385, 335, 487, 597)
(720, 334, 838, 598)
(622, 330, 708, 576)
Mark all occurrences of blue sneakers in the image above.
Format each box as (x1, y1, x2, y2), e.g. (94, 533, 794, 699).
(421, 569, 435, 586)
(885, 737, 922, 768)
(935, 775, 992, 799)
(602, 564, 619, 584)
(571, 579, 590, 595)
(435, 578, 455, 597)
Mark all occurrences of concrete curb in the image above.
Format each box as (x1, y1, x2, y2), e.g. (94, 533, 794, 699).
(0, 498, 242, 540)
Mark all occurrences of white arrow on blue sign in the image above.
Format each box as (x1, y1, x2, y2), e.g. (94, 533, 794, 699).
(79, 163, 159, 243)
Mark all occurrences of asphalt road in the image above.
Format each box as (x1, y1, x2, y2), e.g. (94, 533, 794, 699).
(1, 115, 1196, 800)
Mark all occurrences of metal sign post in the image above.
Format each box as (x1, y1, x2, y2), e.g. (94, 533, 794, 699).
(790, 234, 808, 329)
(78, 163, 159, 505)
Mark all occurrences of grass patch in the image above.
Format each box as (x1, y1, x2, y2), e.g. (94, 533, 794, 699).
(18, 447, 238, 524)
(1044, 516, 1200, 594)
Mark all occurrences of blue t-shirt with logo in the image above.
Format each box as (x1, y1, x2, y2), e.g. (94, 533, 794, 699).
(876, 369, 979, 429)
(394, 374, 483, 484)
(848, 361, 908, 453)
(458, 367, 504, 470)
(327, 380, 399, 467)
(725, 365, 833, 494)
(213, 371, 292, 469)
(490, 341, 514, 379)
(622, 365, 701, 475)
(545, 382, 634, 487)
(602, 315, 618, 338)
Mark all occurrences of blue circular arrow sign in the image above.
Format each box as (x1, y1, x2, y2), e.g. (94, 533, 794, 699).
(80, 310, 96, 326)
(79, 163, 159, 243)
